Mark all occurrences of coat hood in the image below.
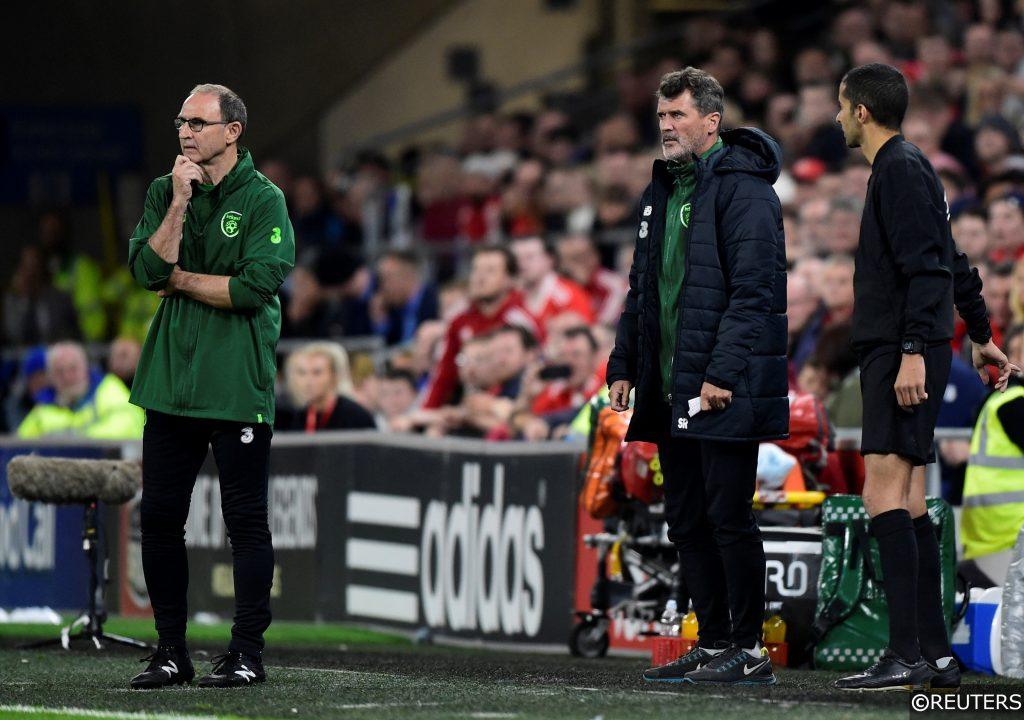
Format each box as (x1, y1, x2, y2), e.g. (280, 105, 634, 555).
(713, 127, 782, 183)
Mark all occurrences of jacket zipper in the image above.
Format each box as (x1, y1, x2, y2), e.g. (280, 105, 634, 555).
(668, 159, 705, 404)
(177, 202, 203, 409)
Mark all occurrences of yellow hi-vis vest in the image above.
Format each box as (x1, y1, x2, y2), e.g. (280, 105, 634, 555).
(963, 384, 1024, 559)
(16, 374, 144, 440)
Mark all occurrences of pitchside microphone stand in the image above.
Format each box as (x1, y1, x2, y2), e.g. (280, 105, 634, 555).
(22, 500, 149, 651)
(6, 455, 151, 652)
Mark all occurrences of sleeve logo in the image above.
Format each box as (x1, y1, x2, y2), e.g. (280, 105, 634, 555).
(221, 211, 242, 238)
(270, 227, 282, 244)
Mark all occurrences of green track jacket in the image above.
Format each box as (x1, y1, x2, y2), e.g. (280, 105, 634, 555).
(127, 147, 295, 424)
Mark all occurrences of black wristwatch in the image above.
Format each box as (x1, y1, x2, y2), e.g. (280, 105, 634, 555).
(901, 339, 925, 355)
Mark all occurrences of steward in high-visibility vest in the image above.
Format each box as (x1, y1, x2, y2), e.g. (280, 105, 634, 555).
(53, 253, 107, 342)
(963, 382, 1024, 559)
(17, 372, 144, 440)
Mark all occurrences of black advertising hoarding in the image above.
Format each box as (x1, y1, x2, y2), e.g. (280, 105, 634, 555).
(325, 437, 579, 644)
(179, 433, 580, 644)
(119, 445, 327, 622)
(184, 444, 323, 622)
(762, 526, 823, 667)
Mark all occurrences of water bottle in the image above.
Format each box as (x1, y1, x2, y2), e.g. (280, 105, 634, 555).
(1001, 527, 1024, 678)
(763, 601, 787, 643)
(763, 601, 788, 666)
(681, 602, 699, 641)
(660, 599, 680, 636)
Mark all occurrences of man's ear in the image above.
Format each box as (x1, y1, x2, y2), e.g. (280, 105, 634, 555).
(706, 112, 722, 135)
(855, 104, 869, 125)
(225, 122, 243, 145)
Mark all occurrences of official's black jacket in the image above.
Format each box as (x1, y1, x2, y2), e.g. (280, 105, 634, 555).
(607, 127, 789, 442)
(852, 135, 991, 349)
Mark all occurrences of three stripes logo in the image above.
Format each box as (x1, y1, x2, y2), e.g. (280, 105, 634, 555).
(343, 462, 546, 637)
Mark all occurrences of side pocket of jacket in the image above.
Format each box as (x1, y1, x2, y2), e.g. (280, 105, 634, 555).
(251, 317, 271, 390)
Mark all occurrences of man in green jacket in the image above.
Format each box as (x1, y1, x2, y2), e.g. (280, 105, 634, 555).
(126, 84, 294, 691)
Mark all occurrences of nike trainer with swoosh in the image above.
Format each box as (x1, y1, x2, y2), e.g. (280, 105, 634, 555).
(130, 645, 195, 689)
(197, 651, 266, 688)
(682, 644, 777, 685)
(833, 650, 933, 691)
(642, 641, 730, 682)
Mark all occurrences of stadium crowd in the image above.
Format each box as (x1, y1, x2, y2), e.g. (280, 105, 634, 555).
(3, 1, 1024, 500)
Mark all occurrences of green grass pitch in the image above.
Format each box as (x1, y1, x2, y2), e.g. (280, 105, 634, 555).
(0, 618, 1016, 719)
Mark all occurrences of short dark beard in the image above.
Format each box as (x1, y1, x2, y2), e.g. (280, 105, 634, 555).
(842, 105, 862, 148)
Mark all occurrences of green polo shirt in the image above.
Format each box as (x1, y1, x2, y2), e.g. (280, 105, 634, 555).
(659, 137, 724, 400)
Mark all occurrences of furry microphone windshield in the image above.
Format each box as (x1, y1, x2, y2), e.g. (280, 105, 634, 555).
(6, 456, 142, 505)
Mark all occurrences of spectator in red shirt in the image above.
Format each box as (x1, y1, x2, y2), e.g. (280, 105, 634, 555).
(953, 208, 991, 265)
(988, 195, 1024, 264)
(555, 234, 627, 325)
(510, 326, 604, 440)
(819, 254, 855, 327)
(532, 325, 602, 417)
(510, 235, 595, 328)
(422, 246, 540, 408)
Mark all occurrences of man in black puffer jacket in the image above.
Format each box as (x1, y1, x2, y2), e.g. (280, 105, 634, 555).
(607, 68, 787, 686)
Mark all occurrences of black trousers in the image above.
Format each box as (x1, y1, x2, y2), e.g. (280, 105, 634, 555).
(140, 410, 274, 656)
(657, 426, 765, 647)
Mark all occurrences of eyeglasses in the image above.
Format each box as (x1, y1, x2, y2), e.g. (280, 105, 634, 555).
(174, 117, 230, 133)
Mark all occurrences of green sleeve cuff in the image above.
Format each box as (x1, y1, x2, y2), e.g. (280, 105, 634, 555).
(140, 243, 175, 288)
(228, 276, 259, 310)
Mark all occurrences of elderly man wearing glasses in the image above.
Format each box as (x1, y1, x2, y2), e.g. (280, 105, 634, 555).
(126, 84, 294, 690)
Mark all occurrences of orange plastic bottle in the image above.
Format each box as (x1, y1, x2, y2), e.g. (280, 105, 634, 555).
(681, 602, 699, 641)
(762, 601, 788, 666)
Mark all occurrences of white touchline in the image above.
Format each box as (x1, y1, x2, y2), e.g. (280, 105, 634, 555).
(0, 706, 215, 720)
(333, 703, 442, 710)
(271, 665, 407, 679)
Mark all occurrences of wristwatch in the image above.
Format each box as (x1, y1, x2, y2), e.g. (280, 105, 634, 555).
(901, 339, 924, 355)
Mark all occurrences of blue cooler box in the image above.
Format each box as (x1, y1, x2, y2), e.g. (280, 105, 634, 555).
(951, 587, 1001, 674)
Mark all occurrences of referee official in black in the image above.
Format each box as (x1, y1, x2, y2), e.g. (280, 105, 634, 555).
(833, 63, 1018, 691)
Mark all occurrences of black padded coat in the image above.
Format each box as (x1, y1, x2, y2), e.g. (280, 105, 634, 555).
(606, 127, 789, 443)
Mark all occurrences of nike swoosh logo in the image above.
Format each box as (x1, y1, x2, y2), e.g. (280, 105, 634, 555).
(743, 660, 769, 676)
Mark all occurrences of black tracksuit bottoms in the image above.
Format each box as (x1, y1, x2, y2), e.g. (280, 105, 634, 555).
(656, 420, 765, 648)
(140, 409, 274, 656)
